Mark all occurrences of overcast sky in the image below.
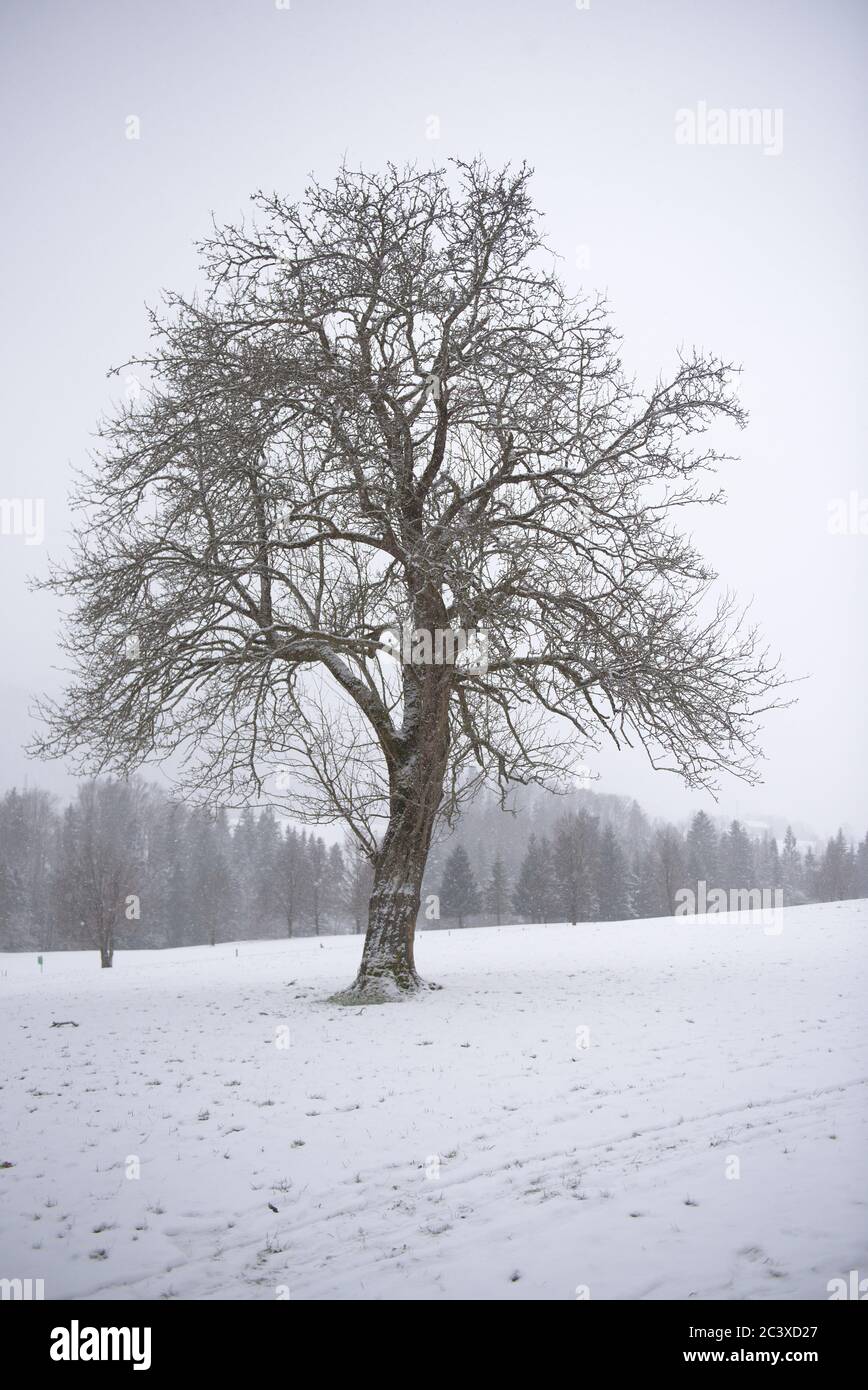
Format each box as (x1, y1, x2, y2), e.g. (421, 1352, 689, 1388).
(0, 0, 865, 839)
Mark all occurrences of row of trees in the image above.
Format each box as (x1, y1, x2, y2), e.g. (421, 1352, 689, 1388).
(0, 781, 373, 962)
(1, 780, 865, 960)
(434, 806, 868, 927)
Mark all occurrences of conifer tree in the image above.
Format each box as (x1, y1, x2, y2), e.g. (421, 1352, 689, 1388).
(439, 844, 481, 929)
(781, 825, 803, 904)
(685, 811, 719, 889)
(513, 834, 556, 924)
(596, 823, 631, 921)
(485, 854, 511, 927)
(552, 811, 599, 923)
(721, 820, 755, 892)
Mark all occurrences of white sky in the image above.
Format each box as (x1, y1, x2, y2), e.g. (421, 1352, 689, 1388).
(0, 0, 865, 840)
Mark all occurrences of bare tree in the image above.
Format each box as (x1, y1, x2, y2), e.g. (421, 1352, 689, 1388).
(57, 779, 143, 967)
(34, 160, 783, 999)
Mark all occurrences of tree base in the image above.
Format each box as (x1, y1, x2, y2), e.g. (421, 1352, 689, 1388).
(328, 972, 442, 1006)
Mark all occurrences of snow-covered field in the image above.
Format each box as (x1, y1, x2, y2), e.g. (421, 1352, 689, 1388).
(1, 902, 866, 1301)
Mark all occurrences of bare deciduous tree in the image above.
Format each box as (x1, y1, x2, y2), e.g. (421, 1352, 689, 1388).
(34, 160, 783, 999)
(57, 780, 143, 967)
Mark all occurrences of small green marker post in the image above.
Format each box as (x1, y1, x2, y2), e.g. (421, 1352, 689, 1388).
(37, 955, 43, 973)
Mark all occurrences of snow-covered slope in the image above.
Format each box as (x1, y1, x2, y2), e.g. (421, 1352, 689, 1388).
(1, 902, 866, 1300)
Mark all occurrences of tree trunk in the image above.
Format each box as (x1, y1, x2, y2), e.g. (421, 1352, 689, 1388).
(336, 679, 451, 1002)
(100, 946, 113, 968)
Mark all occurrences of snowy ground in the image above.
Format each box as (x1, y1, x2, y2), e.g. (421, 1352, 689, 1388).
(1, 901, 866, 1301)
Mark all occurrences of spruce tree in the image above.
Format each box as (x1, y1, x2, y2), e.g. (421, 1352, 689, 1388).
(721, 820, 754, 892)
(855, 833, 868, 898)
(552, 811, 599, 923)
(309, 836, 328, 934)
(781, 826, 803, 904)
(653, 826, 687, 916)
(438, 844, 481, 928)
(803, 845, 819, 900)
(485, 855, 511, 927)
(596, 823, 630, 921)
(327, 842, 348, 931)
(274, 828, 304, 937)
(685, 811, 719, 890)
(819, 830, 854, 901)
(512, 834, 556, 924)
